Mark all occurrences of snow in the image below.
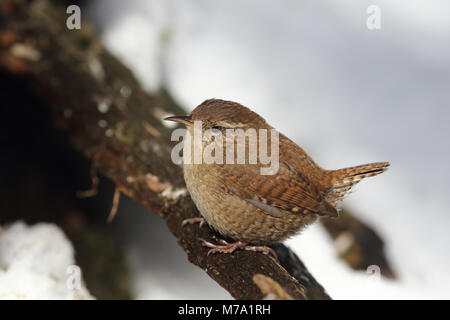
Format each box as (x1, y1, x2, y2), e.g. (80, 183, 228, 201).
(0, 222, 93, 300)
(87, 0, 450, 299)
(107, 198, 231, 300)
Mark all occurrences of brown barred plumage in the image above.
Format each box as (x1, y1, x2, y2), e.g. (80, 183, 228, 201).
(166, 99, 389, 245)
(324, 162, 390, 207)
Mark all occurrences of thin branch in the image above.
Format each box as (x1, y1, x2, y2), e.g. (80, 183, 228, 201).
(107, 187, 121, 223)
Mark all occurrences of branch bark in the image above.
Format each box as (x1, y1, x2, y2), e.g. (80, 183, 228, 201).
(0, 0, 331, 299)
(321, 211, 395, 279)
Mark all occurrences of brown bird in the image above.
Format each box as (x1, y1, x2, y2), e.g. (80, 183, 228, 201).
(165, 99, 389, 256)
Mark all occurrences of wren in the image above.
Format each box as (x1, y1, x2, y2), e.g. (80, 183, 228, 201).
(165, 99, 389, 255)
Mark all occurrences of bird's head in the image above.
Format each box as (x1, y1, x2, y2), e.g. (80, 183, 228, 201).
(164, 99, 269, 134)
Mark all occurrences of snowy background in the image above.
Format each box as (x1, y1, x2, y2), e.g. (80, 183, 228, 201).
(0, 222, 92, 299)
(80, 0, 450, 299)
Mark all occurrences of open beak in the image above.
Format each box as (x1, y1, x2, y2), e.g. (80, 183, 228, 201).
(163, 115, 193, 126)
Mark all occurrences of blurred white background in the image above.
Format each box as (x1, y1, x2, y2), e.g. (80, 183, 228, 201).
(86, 0, 450, 299)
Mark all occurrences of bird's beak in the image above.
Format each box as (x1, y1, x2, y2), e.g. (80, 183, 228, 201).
(163, 115, 193, 126)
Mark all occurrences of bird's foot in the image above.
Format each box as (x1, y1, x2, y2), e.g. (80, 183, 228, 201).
(200, 239, 278, 260)
(182, 217, 206, 227)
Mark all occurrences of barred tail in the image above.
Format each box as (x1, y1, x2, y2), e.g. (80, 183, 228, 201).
(325, 162, 390, 207)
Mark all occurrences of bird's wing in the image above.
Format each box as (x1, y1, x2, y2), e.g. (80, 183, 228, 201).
(218, 161, 338, 218)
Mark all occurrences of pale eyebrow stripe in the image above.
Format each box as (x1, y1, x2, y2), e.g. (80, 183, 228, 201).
(215, 120, 247, 128)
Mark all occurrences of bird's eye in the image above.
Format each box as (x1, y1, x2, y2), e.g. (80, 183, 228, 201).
(211, 126, 222, 133)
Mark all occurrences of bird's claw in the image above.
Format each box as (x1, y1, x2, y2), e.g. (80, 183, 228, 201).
(199, 238, 278, 261)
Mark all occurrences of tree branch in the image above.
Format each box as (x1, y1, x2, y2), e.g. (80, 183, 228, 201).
(321, 211, 395, 279)
(0, 0, 330, 299)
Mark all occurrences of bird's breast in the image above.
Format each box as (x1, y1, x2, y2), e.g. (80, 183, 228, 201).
(182, 163, 316, 244)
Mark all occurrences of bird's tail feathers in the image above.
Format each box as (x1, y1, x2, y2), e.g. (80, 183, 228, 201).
(325, 162, 390, 207)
